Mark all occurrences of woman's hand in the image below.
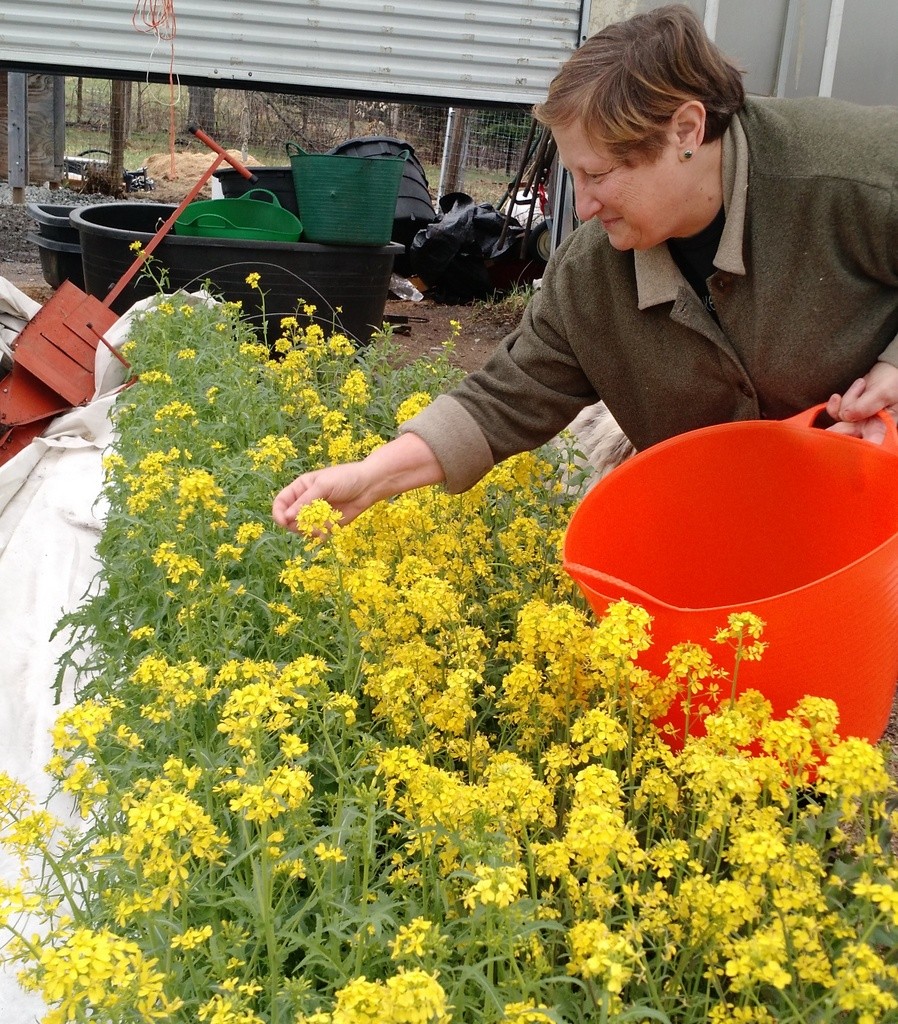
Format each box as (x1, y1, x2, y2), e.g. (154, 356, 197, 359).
(825, 361, 898, 443)
(272, 462, 380, 531)
(272, 432, 446, 532)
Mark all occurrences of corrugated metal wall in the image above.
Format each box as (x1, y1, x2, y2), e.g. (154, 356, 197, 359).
(3, 1, 893, 107)
(588, 0, 897, 107)
(0, 0, 589, 105)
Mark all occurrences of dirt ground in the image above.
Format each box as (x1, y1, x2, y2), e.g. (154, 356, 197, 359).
(381, 294, 521, 372)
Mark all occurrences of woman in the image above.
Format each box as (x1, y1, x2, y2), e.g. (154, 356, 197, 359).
(274, 3, 898, 533)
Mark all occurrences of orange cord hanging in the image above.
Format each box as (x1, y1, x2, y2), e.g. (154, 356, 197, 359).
(132, 0, 177, 40)
(132, 0, 179, 176)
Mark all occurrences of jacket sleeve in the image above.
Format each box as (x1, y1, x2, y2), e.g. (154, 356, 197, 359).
(398, 237, 600, 492)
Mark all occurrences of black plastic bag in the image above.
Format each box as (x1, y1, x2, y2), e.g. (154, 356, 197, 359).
(409, 193, 524, 304)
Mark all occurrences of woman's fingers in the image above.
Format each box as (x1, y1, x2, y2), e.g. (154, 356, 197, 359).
(272, 472, 334, 530)
(272, 465, 373, 531)
(826, 416, 886, 443)
(832, 377, 867, 420)
(272, 480, 310, 531)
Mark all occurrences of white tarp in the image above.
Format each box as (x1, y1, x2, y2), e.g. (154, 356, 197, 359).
(0, 282, 182, 1021)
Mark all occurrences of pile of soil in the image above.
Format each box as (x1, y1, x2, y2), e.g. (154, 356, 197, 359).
(143, 149, 262, 203)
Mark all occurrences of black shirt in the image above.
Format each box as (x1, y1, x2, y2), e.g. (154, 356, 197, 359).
(667, 205, 726, 323)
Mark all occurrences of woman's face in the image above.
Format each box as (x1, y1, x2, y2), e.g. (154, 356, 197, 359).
(553, 118, 704, 251)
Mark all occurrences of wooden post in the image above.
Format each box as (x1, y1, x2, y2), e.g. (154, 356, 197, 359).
(7, 73, 28, 204)
(1, 73, 63, 189)
(52, 75, 66, 187)
(109, 79, 129, 190)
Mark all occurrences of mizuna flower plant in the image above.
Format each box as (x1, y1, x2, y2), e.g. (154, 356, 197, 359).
(0, 279, 895, 1024)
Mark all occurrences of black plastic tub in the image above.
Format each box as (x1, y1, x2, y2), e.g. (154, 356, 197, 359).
(26, 231, 85, 290)
(27, 203, 82, 245)
(71, 202, 402, 344)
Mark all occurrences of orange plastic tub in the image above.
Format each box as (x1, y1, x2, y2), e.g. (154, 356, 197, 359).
(563, 405, 898, 746)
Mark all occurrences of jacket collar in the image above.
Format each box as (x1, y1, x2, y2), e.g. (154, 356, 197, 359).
(633, 114, 749, 310)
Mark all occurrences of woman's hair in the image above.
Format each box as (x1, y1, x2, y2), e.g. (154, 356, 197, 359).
(534, 3, 745, 161)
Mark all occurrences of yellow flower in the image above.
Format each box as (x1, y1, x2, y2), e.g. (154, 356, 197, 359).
(383, 970, 449, 1024)
(138, 370, 173, 385)
(389, 917, 439, 961)
(37, 926, 181, 1023)
(152, 542, 203, 584)
(198, 992, 265, 1024)
(235, 521, 265, 545)
(723, 921, 793, 992)
(295, 498, 343, 540)
(176, 468, 227, 521)
(330, 976, 382, 1022)
(314, 842, 347, 864)
(245, 271, 261, 288)
(154, 400, 197, 423)
(328, 333, 355, 355)
(853, 874, 898, 926)
(339, 368, 371, 407)
(52, 699, 117, 752)
(462, 862, 527, 910)
(395, 392, 432, 425)
(227, 765, 313, 822)
(247, 434, 298, 472)
(214, 542, 244, 561)
(713, 611, 767, 662)
(170, 925, 213, 950)
(567, 919, 638, 995)
(501, 1002, 556, 1023)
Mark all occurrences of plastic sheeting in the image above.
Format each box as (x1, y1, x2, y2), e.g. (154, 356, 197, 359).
(0, 276, 40, 372)
(0, 281, 204, 1020)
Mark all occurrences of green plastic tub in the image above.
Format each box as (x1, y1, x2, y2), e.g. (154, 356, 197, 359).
(174, 189, 303, 242)
(286, 141, 408, 246)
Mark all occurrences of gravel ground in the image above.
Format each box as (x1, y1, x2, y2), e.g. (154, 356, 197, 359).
(0, 183, 114, 263)
(0, 183, 123, 300)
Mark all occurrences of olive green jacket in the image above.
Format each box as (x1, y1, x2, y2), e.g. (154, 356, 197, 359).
(401, 96, 898, 493)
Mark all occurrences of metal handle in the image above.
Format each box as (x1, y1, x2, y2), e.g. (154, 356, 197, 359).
(103, 154, 227, 309)
(188, 124, 258, 182)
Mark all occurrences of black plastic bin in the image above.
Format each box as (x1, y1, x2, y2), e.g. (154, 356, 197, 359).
(212, 167, 299, 216)
(71, 202, 401, 345)
(27, 203, 85, 289)
(26, 231, 85, 290)
(27, 203, 82, 245)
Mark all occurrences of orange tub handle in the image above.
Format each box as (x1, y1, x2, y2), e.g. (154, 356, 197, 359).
(785, 402, 898, 455)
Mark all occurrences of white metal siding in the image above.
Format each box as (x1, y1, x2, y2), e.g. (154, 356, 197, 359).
(589, 0, 898, 106)
(0, 0, 589, 105)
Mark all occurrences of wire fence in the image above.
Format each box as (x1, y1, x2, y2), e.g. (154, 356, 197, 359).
(16, 76, 539, 206)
